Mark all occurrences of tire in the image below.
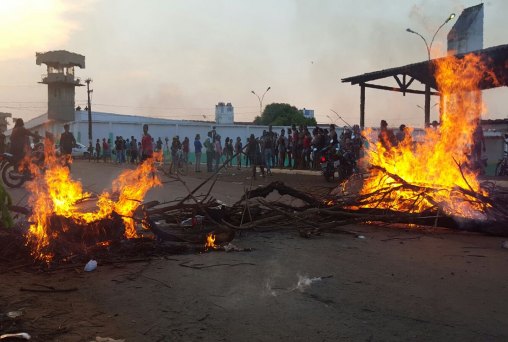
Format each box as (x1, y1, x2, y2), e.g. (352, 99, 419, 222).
(2, 162, 26, 188)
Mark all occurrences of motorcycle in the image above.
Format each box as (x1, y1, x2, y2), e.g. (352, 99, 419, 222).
(1, 143, 45, 188)
(319, 145, 356, 182)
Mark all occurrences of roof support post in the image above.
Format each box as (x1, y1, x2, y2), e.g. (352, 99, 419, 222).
(424, 84, 431, 126)
(360, 84, 365, 129)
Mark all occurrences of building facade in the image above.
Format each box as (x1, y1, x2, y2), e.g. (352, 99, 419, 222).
(302, 108, 315, 119)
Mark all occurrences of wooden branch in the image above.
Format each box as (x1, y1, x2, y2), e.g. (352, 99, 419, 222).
(237, 181, 322, 207)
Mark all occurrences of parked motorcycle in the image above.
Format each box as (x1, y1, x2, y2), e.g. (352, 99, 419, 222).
(319, 145, 356, 182)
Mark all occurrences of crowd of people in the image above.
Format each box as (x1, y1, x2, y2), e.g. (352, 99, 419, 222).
(81, 123, 366, 177)
(3, 118, 491, 177)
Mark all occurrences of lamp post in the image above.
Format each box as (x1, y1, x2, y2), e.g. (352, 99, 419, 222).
(406, 13, 455, 126)
(251, 86, 271, 117)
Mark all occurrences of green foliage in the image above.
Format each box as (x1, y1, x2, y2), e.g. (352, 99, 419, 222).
(0, 182, 13, 228)
(253, 103, 317, 126)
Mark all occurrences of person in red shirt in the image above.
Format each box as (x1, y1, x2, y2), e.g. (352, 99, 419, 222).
(182, 137, 190, 164)
(141, 124, 153, 162)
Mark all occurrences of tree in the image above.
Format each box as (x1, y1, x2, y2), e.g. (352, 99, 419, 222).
(253, 103, 317, 126)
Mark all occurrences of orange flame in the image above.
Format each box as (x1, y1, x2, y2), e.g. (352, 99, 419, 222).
(359, 53, 496, 218)
(205, 233, 217, 250)
(26, 146, 162, 261)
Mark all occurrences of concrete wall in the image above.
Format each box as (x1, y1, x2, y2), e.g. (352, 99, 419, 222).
(23, 110, 291, 146)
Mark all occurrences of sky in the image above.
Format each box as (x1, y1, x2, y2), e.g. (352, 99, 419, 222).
(0, 0, 506, 128)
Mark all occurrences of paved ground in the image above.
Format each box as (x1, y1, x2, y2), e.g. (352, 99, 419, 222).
(1, 160, 508, 341)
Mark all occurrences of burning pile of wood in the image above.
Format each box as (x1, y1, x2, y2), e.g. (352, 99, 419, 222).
(1, 160, 507, 271)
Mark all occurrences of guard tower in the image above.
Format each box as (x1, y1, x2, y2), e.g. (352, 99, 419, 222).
(36, 50, 85, 122)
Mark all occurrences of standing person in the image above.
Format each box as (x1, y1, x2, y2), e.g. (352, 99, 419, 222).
(121, 137, 127, 163)
(204, 137, 214, 172)
(351, 124, 364, 160)
(234, 137, 243, 170)
(296, 125, 305, 169)
(292, 125, 299, 169)
(227, 137, 234, 166)
(378, 120, 396, 150)
(102, 138, 110, 163)
(114, 137, 121, 163)
(224, 137, 233, 167)
(156, 137, 163, 152)
(170, 136, 182, 174)
(245, 137, 251, 168)
(278, 129, 287, 168)
(87, 142, 94, 162)
(141, 124, 153, 162)
(395, 124, 407, 144)
(246, 134, 265, 179)
(130, 137, 138, 163)
(208, 126, 217, 142)
(60, 123, 76, 169)
(194, 134, 202, 172)
(286, 128, 293, 168)
(182, 137, 190, 166)
(273, 133, 278, 167)
(213, 135, 223, 172)
(95, 139, 101, 162)
(302, 129, 311, 169)
(263, 126, 275, 174)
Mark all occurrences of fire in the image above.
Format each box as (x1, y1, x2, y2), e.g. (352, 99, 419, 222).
(359, 53, 497, 218)
(25, 145, 162, 261)
(205, 233, 217, 250)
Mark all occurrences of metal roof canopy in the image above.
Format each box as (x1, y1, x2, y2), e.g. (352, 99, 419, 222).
(341, 44, 508, 127)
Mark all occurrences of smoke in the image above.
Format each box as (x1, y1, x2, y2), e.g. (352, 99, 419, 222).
(263, 273, 329, 297)
(137, 84, 196, 118)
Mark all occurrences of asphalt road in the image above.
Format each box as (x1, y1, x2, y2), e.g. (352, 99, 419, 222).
(2, 160, 508, 342)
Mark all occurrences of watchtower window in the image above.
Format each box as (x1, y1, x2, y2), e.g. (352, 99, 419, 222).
(48, 66, 64, 74)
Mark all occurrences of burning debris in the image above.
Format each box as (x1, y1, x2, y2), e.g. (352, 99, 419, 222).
(1, 51, 508, 272)
(22, 143, 163, 263)
(358, 54, 498, 219)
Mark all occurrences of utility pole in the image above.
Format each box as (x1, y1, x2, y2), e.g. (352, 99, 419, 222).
(85, 78, 93, 146)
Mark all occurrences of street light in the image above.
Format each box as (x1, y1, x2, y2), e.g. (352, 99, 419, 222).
(406, 13, 455, 60)
(406, 13, 455, 126)
(251, 86, 271, 117)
